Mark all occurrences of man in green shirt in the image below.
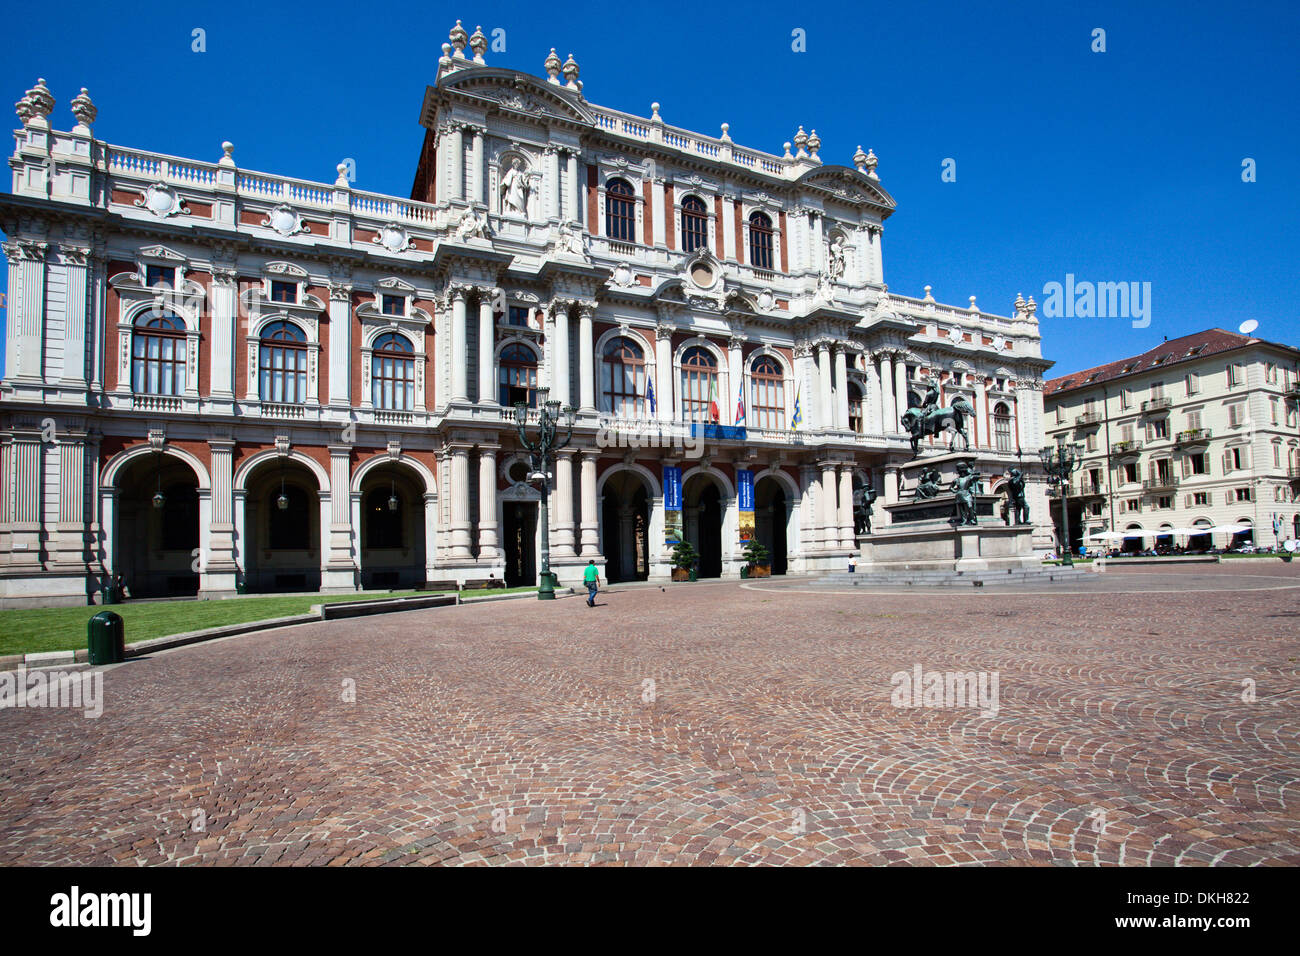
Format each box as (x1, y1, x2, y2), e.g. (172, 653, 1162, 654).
(583, 560, 600, 607)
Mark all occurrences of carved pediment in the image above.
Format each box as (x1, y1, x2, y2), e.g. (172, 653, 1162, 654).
(264, 261, 309, 278)
(138, 244, 186, 263)
(796, 165, 896, 211)
(439, 69, 596, 125)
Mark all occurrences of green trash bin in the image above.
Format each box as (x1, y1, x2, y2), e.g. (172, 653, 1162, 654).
(88, 611, 125, 665)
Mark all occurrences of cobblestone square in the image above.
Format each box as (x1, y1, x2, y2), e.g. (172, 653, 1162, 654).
(1, 563, 1297, 866)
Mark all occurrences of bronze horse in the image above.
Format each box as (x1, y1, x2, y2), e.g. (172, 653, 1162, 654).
(900, 395, 975, 457)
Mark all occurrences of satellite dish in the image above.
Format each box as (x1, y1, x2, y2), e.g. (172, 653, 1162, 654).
(1239, 319, 1259, 334)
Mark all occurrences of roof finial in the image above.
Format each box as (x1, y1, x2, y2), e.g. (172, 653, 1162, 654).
(793, 126, 808, 159)
(562, 53, 580, 90)
(853, 145, 867, 172)
(806, 129, 821, 162)
(469, 25, 487, 63)
(544, 49, 562, 84)
(24, 78, 54, 126)
(70, 87, 96, 133)
(220, 141, 235, 167)
(449, 20, 468, 57)
(864, 148, 879, 180)
(719, 122, 731, 143)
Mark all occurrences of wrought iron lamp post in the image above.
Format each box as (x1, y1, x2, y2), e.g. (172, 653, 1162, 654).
(514, 387, 575, 600)
(1039, 442, 1082, 566)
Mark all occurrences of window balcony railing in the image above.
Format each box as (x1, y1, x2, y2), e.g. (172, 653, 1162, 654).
(1141, 397, 1172, 414)
(1142, 476, 1179, 492)
(373, 410, 415, 425)
(259, 402, 307, 419)
(131, 394, 185, 412)
(1175, 427, 1211, 445)
(1289, 465, 1300, 479)
(1075, 411, 1102, 426)
(1286, 381, 1300, 397)
(1112, 439, 1144, 455)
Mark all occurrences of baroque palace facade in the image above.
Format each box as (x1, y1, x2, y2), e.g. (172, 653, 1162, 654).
(0, 23, 1053, 606)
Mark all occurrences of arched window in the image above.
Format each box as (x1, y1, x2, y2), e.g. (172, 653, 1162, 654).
(498, 343, 539, 408)
(601, 336, 646, 418)
(258, 321, 308, 404)
(371, 333, 415, 410)
(750, 355, 785, 429)
(749, 212, 774, 270)
(131, 310, 187, 395)
(847, 381, 864, 434)
(680, 345, 719, 423)
(681, 196, 708, 252)
(605, 179, 636, 242)
(993, 401, 1013, 452)
(365, 488, 403, 549)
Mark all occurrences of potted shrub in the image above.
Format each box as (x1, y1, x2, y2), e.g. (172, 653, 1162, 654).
(671, 540, 698, 582)
(742, 541, 771, 577)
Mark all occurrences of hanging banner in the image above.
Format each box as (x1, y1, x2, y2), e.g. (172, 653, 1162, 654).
(737, 469, 755, 543)
(663, 466, 683, 544)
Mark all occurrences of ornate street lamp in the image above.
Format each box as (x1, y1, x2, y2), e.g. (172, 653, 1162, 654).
(276, 461, 290, 511)
(151, 452, 166, 510)
(1039, 442, 1082, 565)
(514, 386, 575, 600)
(387, 478, 399, 512)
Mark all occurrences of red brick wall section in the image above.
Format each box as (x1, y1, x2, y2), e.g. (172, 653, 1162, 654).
(232, 442, 332, 485)
(416, 298, 437, 408)
(99, 437, 213, 485)
(186, 201, 213, 219)
(664, 184, 675, 249)
(778, 211, 789, 273)
(642, 179, 654, 245)
(734, 202, 743, 262)
(104, 262, 131, 391)
(308, 284, 329, 404)
(350, 291, 364, 406)
(235, 279, 254, 399)
(586, 165, 597, 233)
(191, 270, 212, 396)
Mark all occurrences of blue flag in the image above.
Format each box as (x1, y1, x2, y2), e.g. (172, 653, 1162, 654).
(646, 376, 656, 414)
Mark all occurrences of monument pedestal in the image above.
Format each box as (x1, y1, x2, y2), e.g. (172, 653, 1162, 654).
(856, 451, 1037, 572)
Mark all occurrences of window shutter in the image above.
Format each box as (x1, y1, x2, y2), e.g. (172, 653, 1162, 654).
(1184, 493, 1191, 508)
(1222, 450, 1231, 473)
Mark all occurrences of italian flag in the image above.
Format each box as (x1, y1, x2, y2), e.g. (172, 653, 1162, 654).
(708, 377, 720, 423)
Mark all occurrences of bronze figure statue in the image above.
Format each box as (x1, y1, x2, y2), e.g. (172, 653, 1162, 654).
(901, 395, 975, 457)
(913, 467, 943, 499)
(853, 479, 878, 535)
(1005, 467, 1029, 525)
(951, 461, 981, 526)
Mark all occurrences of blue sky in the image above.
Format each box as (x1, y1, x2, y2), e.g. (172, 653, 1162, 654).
(2, 0, 1296, 377)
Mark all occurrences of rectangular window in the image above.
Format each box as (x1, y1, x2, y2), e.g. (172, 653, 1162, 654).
(1189, 453, 1208, 475)
(381, 295, 404, 316)
(1271, 397, 1279, 424)
(270, 280, 297, 304)
(508, 306, 529, 327)
(1123, 462, 1138, 483)
(1121, 423, 1134, 442)
(1228, 403, 1243, 426)
(1086, 433, 1097, 451)
(1186, 409, 1202, 430)
(145, 265, 175, 288)
(1121, 387, 1133, 409)
(1235, 487, 1252, 502)
(1151, 419, 1168, 440)
(1193, 492, 1208, 505)
(1151, 381, 1164, 399)
(1157, 495, 1173, 510)
(1184, 372, 1198, 395)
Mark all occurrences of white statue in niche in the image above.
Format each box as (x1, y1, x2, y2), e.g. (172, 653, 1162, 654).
(500, 158, 530, 215)
(827, 234, 847, 282)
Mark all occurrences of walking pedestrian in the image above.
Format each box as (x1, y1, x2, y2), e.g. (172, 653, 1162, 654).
(848, 554, 858, 574)
(583, 559, 600, 607)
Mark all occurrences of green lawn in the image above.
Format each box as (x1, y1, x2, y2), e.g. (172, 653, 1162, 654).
(0, 589, 433, 657)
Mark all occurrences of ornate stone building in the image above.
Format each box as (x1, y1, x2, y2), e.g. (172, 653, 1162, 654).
(0, 24, 1053, 606)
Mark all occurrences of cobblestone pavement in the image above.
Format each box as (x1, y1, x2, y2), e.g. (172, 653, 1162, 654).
(2, 562, 1297, 866)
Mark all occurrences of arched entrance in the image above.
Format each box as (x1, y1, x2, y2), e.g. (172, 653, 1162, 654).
(754, 475, 788, 575)
(1188, 519, 1212, 552)
(1122, 524, 1144, 554)
(357, 463, 426, 590)
(243, 458, 322, 593)
(502, 501, 538, 587)
(602, 470, 650, 583)
(114, 452, 200, 598)
(684, 473, 724, 578)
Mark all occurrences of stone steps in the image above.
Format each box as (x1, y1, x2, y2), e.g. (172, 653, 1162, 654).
(815, 567, 1089, 587)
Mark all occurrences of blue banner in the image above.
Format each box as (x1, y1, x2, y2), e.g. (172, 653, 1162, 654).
(689, 424, 748, 441)
(663, 466, 682, 511)
(737, 469, 754, 512)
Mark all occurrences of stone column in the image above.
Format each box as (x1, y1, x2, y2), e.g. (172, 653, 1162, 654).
(470, 128, 484, 205)
(868, 352, 883, 435)
(798, 463, 818, 553)
(565, 150, 580, 223)
(58, 245, 89, 387)
(553, 449, 576, 556)
(728, 334, 744, 425)
(879, 352, 895, 433)
(51, 432, 87, 568)
(655, 322, 674, 422)
(450, 286, 468, 402)
(820, 461, 838, 550)
(838, 465, 855, 550)
(477, 444, 500, 560)
(833, 345, 849, 430)
(817, 342, 832, 430)
(551, 302, 571, 407)
(973, 375, 987, 448)
(204, 439, 238, 593)
(449, 443, 473, 559)
(894, 357, 908, 432)
(578, 303, 596, 412)
(580, 449, 599, 555)
(6, 240, 46, 382)
(883, 463, 902, 506)
(448, 125, 464, 202)
(6, 431, 43, 567)
(547, 146, 561, 220)
(326, 281, 351, 407)
(323, 445, 357, 590)
(478, 290, 495, 404)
